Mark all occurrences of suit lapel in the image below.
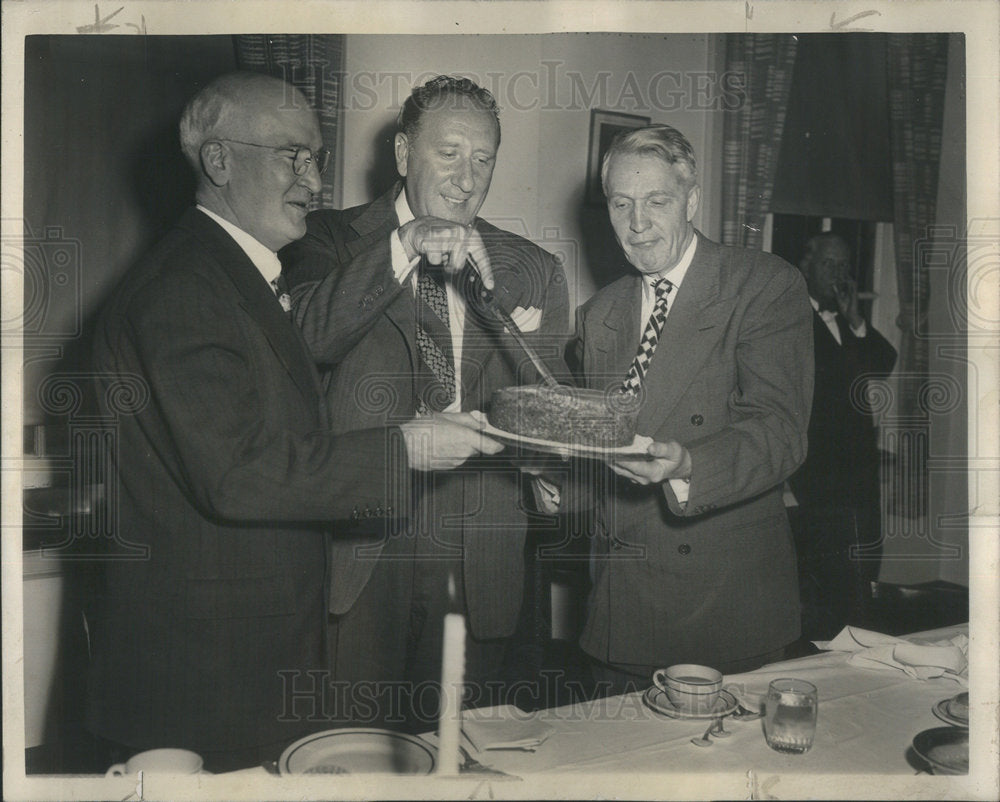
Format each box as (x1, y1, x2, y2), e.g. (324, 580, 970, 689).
(182, 209, 323, 410)
(348, 188, 422, 375)
(636, 233, 736, 434)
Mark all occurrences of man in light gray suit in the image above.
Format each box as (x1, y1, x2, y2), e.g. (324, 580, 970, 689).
(571, 124, 814, 692)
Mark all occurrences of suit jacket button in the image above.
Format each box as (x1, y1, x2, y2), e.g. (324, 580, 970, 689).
(691, 414, 704, 426)
(374, 285, 384, 296)
(678, 543, 692, 555)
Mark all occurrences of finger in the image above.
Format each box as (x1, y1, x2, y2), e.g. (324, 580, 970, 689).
(465, 235, 494, 290)
(475, 433, 505, 455)
(449, 411, 486, 430)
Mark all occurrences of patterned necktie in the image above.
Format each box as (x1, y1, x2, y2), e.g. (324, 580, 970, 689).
(415, 268, 457, 414)
(622, 277, 675, 394)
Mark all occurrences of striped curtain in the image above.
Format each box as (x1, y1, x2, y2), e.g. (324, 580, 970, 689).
(885, 34, 950, 516)
(720, 35, 798, 250)
(234, 34, 345, 208)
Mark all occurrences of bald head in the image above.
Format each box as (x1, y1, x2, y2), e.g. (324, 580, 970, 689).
(179, 72, 309, 171)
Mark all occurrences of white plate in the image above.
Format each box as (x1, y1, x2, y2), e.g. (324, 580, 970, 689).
(479, 420, 655, 459)
(643, 687, 740, 720)
(278, 728, 436, 775)
(932, 694, 968, 728)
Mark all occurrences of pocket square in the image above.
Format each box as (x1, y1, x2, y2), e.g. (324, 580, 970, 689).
(506, 306, 542, 333)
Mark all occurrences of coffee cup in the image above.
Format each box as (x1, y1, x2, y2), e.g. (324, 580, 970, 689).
(105, 748, 203, 776)
(652, 664, 723, 714)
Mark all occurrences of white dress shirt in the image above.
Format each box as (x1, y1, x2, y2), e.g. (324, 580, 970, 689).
(196, 205, 283, 292)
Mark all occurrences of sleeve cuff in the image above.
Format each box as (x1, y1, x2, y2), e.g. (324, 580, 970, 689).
(391, 229, 420, 286)
(850, 320, 867, 338)
(531, 474, 562, 513)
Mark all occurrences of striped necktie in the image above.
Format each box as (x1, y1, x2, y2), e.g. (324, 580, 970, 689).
(270, 275, 292, 313)
(622, 277, 675, 394)
(415, 267, 457, 414)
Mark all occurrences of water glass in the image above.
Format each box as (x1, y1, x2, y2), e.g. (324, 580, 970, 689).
(763, 678, 818, 754)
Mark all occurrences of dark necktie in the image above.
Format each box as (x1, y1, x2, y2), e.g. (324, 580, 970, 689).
(622, 277, 675, 394)
(415, 267, 457, 413)
(270, 275, 292, 313)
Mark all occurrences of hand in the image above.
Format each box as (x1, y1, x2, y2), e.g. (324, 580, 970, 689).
(832, 277, 864, 330)
(400, 411, 504, 472)
(398, 216, 494, 289)
(608, 439, 691, 486)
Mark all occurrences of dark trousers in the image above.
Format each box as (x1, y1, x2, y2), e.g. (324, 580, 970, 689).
(789, 503, 882, 640)
(325, 530, 507, 732)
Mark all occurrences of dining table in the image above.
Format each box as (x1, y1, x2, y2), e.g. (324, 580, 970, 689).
(88, 623, 989, 801)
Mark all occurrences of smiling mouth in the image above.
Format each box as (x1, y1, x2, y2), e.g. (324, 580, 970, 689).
(443, 196, 469, 207)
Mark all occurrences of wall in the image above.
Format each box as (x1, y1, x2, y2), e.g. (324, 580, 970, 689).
(339, 33, 724, 309)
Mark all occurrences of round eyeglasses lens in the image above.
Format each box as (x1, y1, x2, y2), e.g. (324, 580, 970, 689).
(294, 147, 331, 176)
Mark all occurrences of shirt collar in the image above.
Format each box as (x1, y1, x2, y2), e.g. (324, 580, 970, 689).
(395, 187, 415, 227)
(809, 295, 838, 323)
(641, 232, 697, 296)
(196, 205, 282, 286)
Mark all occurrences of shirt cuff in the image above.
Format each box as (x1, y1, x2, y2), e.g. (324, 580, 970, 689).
(391, 229, 420, 286)
(850, 320, 867, 338)
(531, 475, 562, 513)
(669, 477, 691, 505)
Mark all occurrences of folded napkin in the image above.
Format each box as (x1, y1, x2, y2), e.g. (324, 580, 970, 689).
(462, 706, 555, 752)
(815, 625, 968, 681)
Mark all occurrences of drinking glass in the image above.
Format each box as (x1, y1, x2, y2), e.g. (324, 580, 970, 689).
(763, 678, 818, 754)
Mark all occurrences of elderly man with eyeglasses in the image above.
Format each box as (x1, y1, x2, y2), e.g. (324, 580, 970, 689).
(86, 71, 499, 772)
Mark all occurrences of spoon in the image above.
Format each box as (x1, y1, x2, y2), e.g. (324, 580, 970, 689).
(691, 718, 721, 747)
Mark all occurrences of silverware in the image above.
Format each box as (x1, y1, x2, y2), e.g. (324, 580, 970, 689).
(465, 258, 561, 389)
(690, 718, 722, 747)
(458, 746, 521, 780)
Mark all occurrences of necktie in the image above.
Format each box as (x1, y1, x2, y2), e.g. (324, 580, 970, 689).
(415, 267, 457, 414)
(270, 276, 292, 313)
(622, 277, 675, 394)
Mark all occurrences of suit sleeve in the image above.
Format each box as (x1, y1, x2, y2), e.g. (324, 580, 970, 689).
(280, 213, 407, 366)
(844, 324, 898, 377)
(668, 267, 814, 515)
(126, 272, 410, 524)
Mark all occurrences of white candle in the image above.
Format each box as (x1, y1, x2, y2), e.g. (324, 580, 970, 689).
(436, 578, 466, 775)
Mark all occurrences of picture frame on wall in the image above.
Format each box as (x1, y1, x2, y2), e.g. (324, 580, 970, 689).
(585, 109, 651, 206)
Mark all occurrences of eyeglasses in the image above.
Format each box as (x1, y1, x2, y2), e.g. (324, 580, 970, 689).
(218, 139, 331, 176)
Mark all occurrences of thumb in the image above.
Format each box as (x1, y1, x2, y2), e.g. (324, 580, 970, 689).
(647, 440, 682, 461)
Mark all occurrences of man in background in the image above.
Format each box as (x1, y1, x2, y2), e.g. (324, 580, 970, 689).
(88, 72, 496, 771)
(572, 124, 813, 693)
(789, 232, 898, 639)
(280, 76, 570, 728)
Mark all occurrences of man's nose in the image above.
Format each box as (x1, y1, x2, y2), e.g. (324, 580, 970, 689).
(452, 159, 475, 193)
(630, 205, 649, 232)
(298, 161, 324, 194)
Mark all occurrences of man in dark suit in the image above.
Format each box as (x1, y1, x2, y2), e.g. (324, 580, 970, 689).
(280, 76, 570, 727)
(571, 125, 813, 692)
(87, 72, 498, 771)
(788, 233, 898, 639)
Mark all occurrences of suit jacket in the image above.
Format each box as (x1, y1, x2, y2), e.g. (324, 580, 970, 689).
(87, 207, 411, 754)
(789, 312, 897, 509)
(571, 232, 813, 667)
(279, 187, 570, 638)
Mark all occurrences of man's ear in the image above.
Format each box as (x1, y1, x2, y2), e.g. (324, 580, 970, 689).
(393, 133, 410, 178)
(200, 141, 231, 188)
(686, 183, 701, 222)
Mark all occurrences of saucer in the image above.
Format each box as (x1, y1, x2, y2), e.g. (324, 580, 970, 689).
(932, 693, 969, 728)
(643, 687, 739, 720)
(278, 728, 436, 775)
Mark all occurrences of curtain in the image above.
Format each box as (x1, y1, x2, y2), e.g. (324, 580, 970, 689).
(234, 35, 345, 208)
(885, 34, 950, 516)
(720, 35, 798, 250)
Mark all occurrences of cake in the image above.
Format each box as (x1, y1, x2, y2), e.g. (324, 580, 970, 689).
(488, 385, 639, 447)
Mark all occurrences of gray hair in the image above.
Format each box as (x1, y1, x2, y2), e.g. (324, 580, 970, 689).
(178, 71, 298, 170)
(600, 124, 698, 193)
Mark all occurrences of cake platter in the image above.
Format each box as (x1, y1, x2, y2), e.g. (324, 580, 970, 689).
(477, 419, 655, 459)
